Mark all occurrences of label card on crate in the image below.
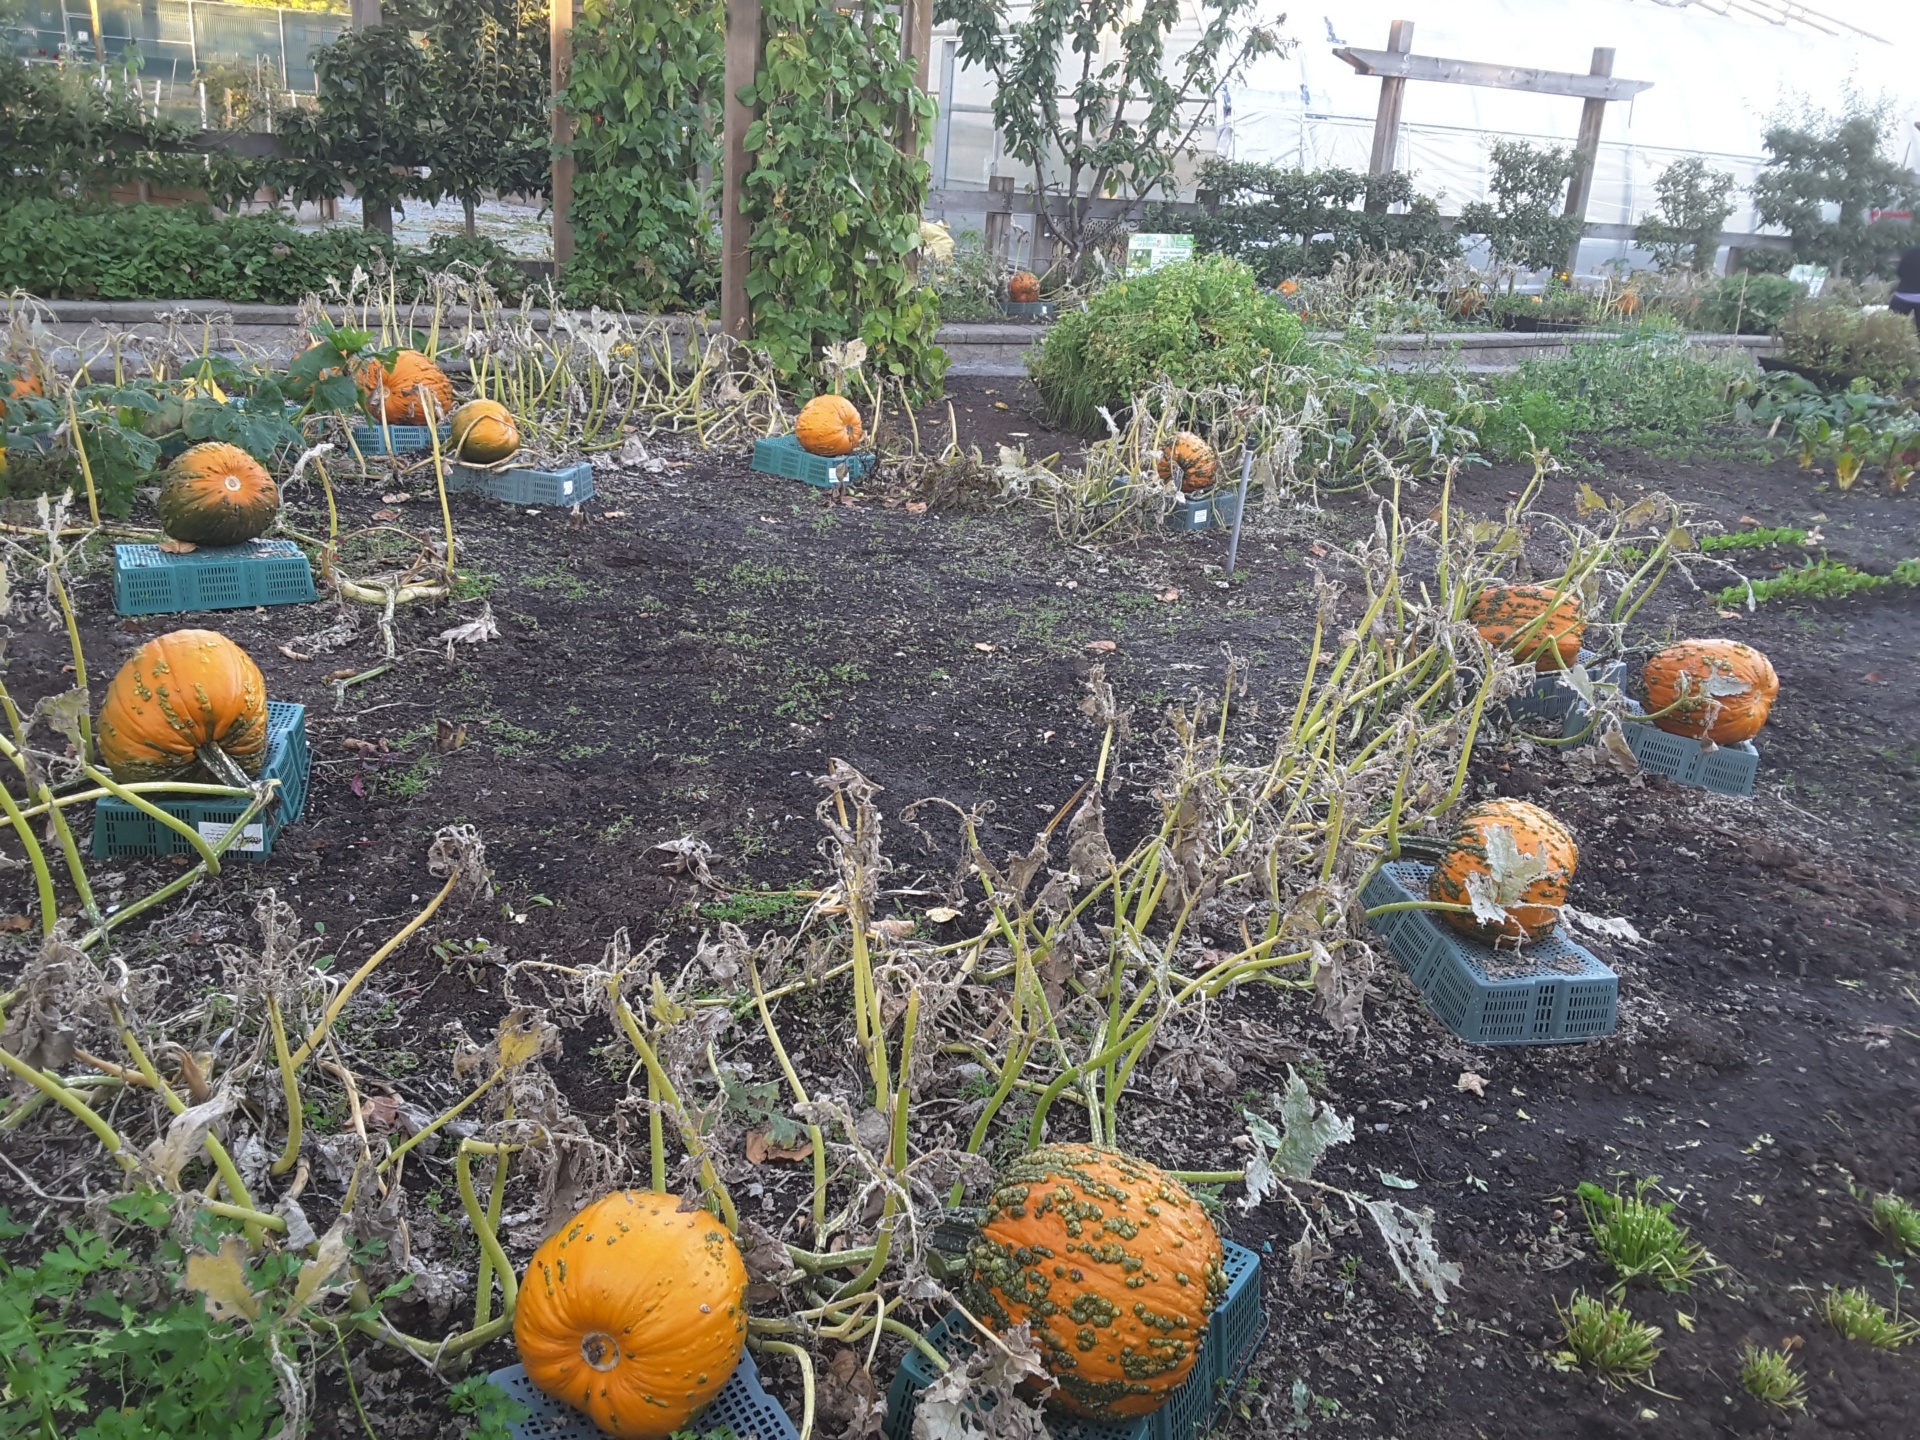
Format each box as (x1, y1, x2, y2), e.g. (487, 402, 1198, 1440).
(198, 820, 265, 852)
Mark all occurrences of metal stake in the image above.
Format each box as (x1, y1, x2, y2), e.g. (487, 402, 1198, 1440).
(1224, 449, 1253, 583)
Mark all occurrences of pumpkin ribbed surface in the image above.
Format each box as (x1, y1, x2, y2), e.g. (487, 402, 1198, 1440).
(1642, 639, 1778, 744)
(965, 1145, 1225, 1420)
(157, 443, 280, 546)
(515, 1191, 749, 1440)
(97, 630, 269, 784)
(795, 395, 862, 456)
(7, 368, 42, 400)
(1468, 583, 1585, 672)
(1428, 798, 1578, 944)
(1156, 432, 1218, 493)
(1008, 271, 1041, 303)
(354, 349, 454, 424)
(450, 399, 521, 464)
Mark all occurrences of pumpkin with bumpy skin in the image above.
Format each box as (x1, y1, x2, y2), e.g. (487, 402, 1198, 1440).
(1642, 639, 1778, 744)
(1468, 583, 1585, 672)
(353, 349, 454, 424)
(97, 630, 269, 784)
(157, 443, 281, 546)
(964, 1145, 1225, 1420)
(7, 367, 43, 400)
(1156, 431, 1217, 493)
(1008, 271, 1041, 303)
(1428, 798, 1578, 945)
(515, 1191, 749, 1440)
(794, 394, 862, 457)
(450, 399, 520, 464)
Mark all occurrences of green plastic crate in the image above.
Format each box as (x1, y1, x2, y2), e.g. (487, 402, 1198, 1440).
(1360, 860, 1618, 1045)
(752, 434, 875, 488)
(91, 702, 309, 862)
(113, 540, 316, 616)
(349, 422, 451, 455)
(999, 299, 1056, 319)
(488, 1348, 798, 1440)
(1503, 652, 1627, 728)
(1562, 700, 1759, 797)
(446, 461, 595, 506)
(1164, 487, 1239, 533)
(885, 1240, 1263, 1440)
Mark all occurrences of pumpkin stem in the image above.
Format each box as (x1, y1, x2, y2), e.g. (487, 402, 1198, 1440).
(580, 1332, 621, 1372)
(195, 742, 254, 793)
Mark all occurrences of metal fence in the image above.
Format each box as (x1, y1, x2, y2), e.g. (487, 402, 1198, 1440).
(7, 0, 346, 92)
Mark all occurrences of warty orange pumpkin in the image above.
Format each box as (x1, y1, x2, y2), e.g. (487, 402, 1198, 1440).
(97, 629, 269, 785)
(1008, 271, 1042, 303)
(354, 349, 454, 425)
(965, 1144, 1225, 1420)
(515, 1191, 749, 1440)
(1468, 583, 1585, 671)
(7, 367, 43, 400)
(1156, 431, 1218, 493)
(794, 394, 862, 457)
(157, 443, 281, 547)
(450, 398, 521, 464)
(1642, 639, 1778, 744)
(1427, 798, 1578, 945)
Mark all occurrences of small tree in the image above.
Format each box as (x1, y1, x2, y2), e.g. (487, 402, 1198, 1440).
(422, 0, 552, 237)
(1752, 98, 1919, 278)
(935, 0, 1286, 270)
(1633, 156, 1735, 273)
(1458, 140, 1581, 273)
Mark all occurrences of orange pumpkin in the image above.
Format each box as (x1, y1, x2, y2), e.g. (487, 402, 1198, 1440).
(97, 629, 269, 785)
(7, 367, 43, 400)
(1642, 639, 1778, 744)
(1451, 287, 1486, 317)
(1468, 583, 1585, 672)
(515, 1191, 749, 1440)
(1008, 271, 1041, 303)
(353, 349, 454, 424)
(449, 398, 520, 464)
(1428, 798, 1578, 945)
(157, 443, 280, 546)
(1156, 431, 1218, 493)
(1616, 290, 1642, 317)
(794, 394, 862, 457)
(966, 1145, 1225, 1420)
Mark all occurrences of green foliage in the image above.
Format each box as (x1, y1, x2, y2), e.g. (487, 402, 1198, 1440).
(280, 25, 437, 217)
(1777, 299, 1920, 390)
(1699, 273, 1803, 334)
(1172, 161, 1457, 284)
(1458, 141, 1582, 271)
(1632, 157, 1735, 274)
(420, 0, 553, 224)
(924, 233, 1005, 323)
(1553, 1291, 1661, 1385)
(744, 0, 944, 395)
(0, 200, 527, 303)
(1478, 385, 1574, 461)
(697, 889, 813, 928)
(1738, 1343, 1806, 1412)
(939, 0, 1282, 266)
(1029, 256, 1306, 433)
(1576, 1178, 1710, 1293)
(1822, 1283, 1919, 1349)
(1871, 1192, 1920, 1256)
(1715, 558, 1920, 610)
(1485, 330, 1748, 454)
(562, 0, 723, 310)
(1752, 98, 1920, 278)
(0, 54, 210, 205)
(449, 1375, 532, 1440)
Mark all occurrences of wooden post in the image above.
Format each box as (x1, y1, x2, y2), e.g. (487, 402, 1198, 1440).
(1561, 47, 1614, 275)
(984, 175, 1014, 261)
(721, 0, 760, 340)
(551, 0, 574, 271)
(1364, 19, 1412, 214)
(899, 0, 936, 277)
(350, 0, 392, 236)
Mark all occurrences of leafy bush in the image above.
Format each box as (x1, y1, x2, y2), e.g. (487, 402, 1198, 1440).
(1699, 274, 1802, 334)
(925, 234, 1005, 323)
(1482, 330, 1750, 455)
(1458, 141, 1582, 271)
(1028, 256, 1307, 433)
(1778, 299, 1920, 389)
(1633, 157, 1735, 273)
(0, 201, 528, 303)
(1752, 98, 1920, 278)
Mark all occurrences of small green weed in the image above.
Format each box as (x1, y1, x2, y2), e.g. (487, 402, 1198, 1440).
(1822, 1284, 1919, 1348)
(1714, 556, 1920, 609)
(1554, 1291, 1662, 1385)
(1578, 1178, 1711, 1292)
(1738, 1342, 1806, 1412)
(521, 565, 594, 599)
(698, 889, 812, 928)
(1871, 1192, 1920, 1255)
(448, 1375, 531, 1440)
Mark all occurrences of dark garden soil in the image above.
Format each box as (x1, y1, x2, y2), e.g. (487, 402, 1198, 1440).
(2, 377, 1916, 1439)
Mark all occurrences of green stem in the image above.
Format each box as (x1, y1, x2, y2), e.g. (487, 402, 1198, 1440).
(0, 781, 58, 936)
(267, 997, 303, 1177)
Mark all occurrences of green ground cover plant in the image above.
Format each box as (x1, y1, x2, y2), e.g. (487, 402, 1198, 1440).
(1822, 1283, 1919, 1349)
(1715, 558, 1920, 609)
(1738, 1343, 1807, 1411)
(1577, 1178, 1712, 1292)
(1871, 1192, 1920, 1255)
(1554, 1292, 1661, 1385)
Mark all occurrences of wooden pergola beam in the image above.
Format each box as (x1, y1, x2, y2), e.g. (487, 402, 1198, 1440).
(1335, 46, 1652, 102)
(551, 0, 575, 271)
(721, 0, 761, 341)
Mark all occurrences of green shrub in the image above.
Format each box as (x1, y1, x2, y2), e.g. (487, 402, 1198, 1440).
(1700, 274, 1803, 334)
(1480, 385, 1575, 459)
(1484, 330, 1749, 452)
(1029, 256, 1307, 433)
(925, 234, 1005, 323)
(1778, 299, 1920, 390)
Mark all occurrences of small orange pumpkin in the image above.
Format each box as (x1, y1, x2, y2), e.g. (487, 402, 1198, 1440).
(7, 367, 43, 400)
(1616, 290, 1642, 317)
(158, 443, 281, 546)
(1156, 431, 1218, 493)
(966, 1145, 1225, 1420)
(794, 394, 862, 457)
(97, 629, 270, 785)
(353, 349, 454, 424)
(449, 398, 520, 464)
(1428, 798, 1578, 945)
(1468, 583, 1585, 672)
(1008, 271, 1041, 303)
(1642, 639, 1778, 744)
(515, 1191, 749, 1440)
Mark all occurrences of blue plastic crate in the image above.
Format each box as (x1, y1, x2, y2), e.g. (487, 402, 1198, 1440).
(1562, 700, 1759, 798)
(885, 1240, 1263, 1440)
(91, 702, 309, 862)
(350, 422, 451, 455)
(752, 434, 875, 489)
(1360, 860, 1617, 1045)
(446, 461, 595, 506)
(113, 540, 316, 616)
(488, 1347, 798, 1440)
(1504, 653, 1627, 728)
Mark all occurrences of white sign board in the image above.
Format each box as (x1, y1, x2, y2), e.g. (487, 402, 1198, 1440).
(1787, 264, 1829, 298)
(1127, 233, 1194, 274)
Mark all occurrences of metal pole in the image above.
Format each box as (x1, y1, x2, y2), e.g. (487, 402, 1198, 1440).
(1224, 449, 1253, 582)
(186, 0, 197, 75)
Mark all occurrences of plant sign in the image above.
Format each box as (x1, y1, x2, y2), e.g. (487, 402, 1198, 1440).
(1127, 233, 1195, 274)
(1787, 263, 1830, 297)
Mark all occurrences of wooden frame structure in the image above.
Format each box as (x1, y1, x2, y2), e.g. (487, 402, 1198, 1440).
(1337, 21, 1651, 272)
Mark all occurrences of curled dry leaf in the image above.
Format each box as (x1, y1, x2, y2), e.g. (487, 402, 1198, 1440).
(926, 905, 962, 924)
(184, 1236, 260, 1322)
(1085, 640, 1117, 653)
(1455, 1071, 1488, 1097)
(744, 1131, 815, 1165)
